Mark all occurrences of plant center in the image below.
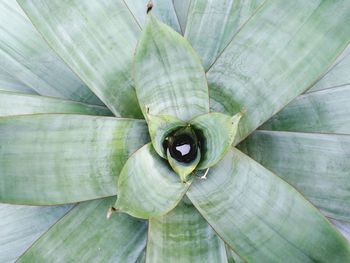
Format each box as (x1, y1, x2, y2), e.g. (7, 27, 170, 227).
(166, 127, 198, 163)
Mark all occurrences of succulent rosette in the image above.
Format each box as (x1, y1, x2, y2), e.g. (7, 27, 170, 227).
(0, 1, 350, 262)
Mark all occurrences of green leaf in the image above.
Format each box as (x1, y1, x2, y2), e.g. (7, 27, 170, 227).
(184, 0, 265, 70)
(167, 146, 200, 183)
(0, 70, 36, 94)
(147, 114, 186, 158)
(146, 201, 227, 262)
(134, 15, 209, 121)
(309, 47, 350, 92)
(124, 0, 181, 33)
(17, 197, 147, 262)
(0, 91, 112, 117)
(0, 114, 149, 205)
(187, 148, 350, 262)
(207, 0, 350, 144)
(330, 219, 350, 242)
(18, 0, 143, 118)
(0, 204, 72, 263)
(191, 112, 242, 169)
(225, 244, 245, 263)
(259, 85, 350, 134)
(238, 131, 350, 221)
(173, 0, 191, 34)
(0, 1, 101, 105)
(115, 143, 190, 219)
(135, 249, 146, 263)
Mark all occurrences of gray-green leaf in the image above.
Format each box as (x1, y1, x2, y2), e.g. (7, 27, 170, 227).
(187, 148, 350, 262)
(0, 115, 149, 205)
(115, 143, 190, 219)
(134, 15, 209, 121)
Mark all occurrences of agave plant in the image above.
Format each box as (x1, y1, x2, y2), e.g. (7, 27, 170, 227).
(1, 0, 350, 262)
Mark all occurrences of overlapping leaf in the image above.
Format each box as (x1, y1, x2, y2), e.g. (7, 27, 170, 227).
(134, 15, 209, 121)
(207, 0, 350, 144)
(18, 0, 143, 117)
(0, 115, 149, 205)
(188, 149, 350, 262)
(239, 131, 350, 221)
(146, 201, 227, 262)
(115, 143, 190, 219)
(0, 91, 111, 117)
(0, 1, 101, 104)
(17, 197, 147, 262)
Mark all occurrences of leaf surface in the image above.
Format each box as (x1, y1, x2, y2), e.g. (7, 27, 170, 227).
(146, 201, 227, 262)
(0, 1, 101, 105)
(134, 15, 209, 121)
(225, 245, 245, 263)
(239, 131, 350, 221)
(260, 86, 350, 134)
(191, 112, 242, 169)
(330, 219, 350, 242)
(115, 143, 189, 219)
(147, 114, 186, 158)
(185, 0, 265, 70)
(187, 148, 350, 262)
(173, 0, 191, 34)
(207, 0, 350, 144)
(17, 197, 147, 262)
(0, 70, 36, 94)
(124, 0, 181, 33)
(0, 204, 72, 263)
(0, 114, 149, 205)
(18, 0, 143, 117)
(309, 47, 350, 92)
(0, 91, 111, 117)
(166, 147, 200, 183)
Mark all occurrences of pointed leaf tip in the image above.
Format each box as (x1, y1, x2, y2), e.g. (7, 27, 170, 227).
(147, 114, 186, 158)
(134, 14, 209, 121)
(115, 144, 190, 219)
(167, 148, 200, 183)
(191, 112, 242, 170)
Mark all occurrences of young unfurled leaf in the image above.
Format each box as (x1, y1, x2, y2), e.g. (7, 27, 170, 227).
(147, 114, 186, 158)
(115, 144, 190, 219)
(134, 15, 209, 121)
(191, 111, 243, 169)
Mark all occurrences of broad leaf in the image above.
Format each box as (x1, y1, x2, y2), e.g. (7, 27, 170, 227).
(185, 0, 265, 70)
(0, 204, 72, 263)
(147, 114, 186, 158)
(0, 115, 149, 205)
(17, 197, 147, 262)
(187, 148, 350, 262)
(124, 0, 181, 33)
(191, 112, 242, 169)
(225, 244, 245, 263)
(135, 249, 146, 263)
(173, 0, 191, 34)
(18, 0, 143, 118)
(0, 1, 101, 105)
(134, 15, 209, 121)
(146, 201, 227, 262)
(330, 219, 350, 242)
(115, 143, 190, 219)
(238, 131, 350, 221)
(0, 91, 112, 117)
(0, 70, 36, 94)
(207, 0, 350, 144)
(259, 86, 350, 134)
(309, 47, 350, 92)
(167, 147, 200, 183)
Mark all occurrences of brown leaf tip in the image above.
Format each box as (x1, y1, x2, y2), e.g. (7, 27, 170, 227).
(147, 0, 153, 14)
(106, 206, 117, 219)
